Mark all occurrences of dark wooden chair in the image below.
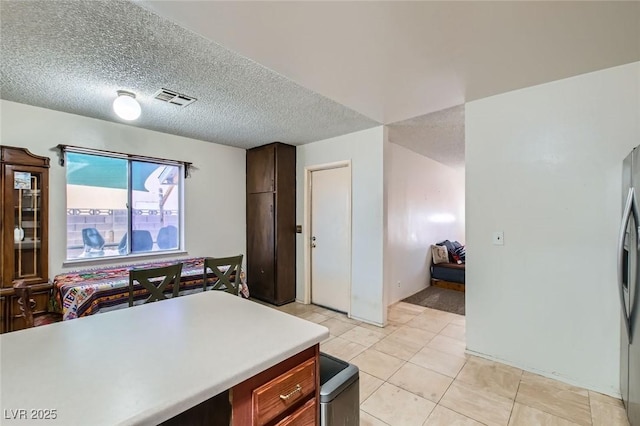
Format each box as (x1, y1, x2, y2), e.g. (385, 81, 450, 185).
(203, 255, 243, 295)
(128, 263, 183, 307)
(12, 280, 62, 328)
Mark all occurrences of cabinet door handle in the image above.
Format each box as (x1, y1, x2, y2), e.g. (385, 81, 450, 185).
(279, 384, 302, 401)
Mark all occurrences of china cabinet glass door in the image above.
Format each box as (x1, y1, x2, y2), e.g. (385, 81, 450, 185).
(4, 163, 49, 285)
(13, 169, 43, 280)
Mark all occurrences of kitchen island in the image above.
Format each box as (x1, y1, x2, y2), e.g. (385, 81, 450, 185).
(0, 291, 329, 425)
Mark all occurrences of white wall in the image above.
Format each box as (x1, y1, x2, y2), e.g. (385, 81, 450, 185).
(385, 142, 465, 304)
(296, 126, 386, 325)
(1, 100, 246, 277)
(466, 62, 640, 395)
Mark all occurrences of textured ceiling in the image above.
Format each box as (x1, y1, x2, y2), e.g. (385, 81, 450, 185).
(388, 105, 465, 170)
(0, 0, 379, 149)
(2, 1, 638, 164)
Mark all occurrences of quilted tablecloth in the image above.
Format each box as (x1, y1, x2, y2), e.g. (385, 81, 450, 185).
(53, 257, 247, 320)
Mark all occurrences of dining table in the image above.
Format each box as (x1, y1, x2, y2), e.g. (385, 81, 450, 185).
(52, 257, 247, 320)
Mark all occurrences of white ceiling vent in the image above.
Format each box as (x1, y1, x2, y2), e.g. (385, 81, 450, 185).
(153, 88, 196, 107)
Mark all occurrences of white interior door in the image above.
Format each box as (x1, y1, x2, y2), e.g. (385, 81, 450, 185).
(310, 166, 351, 313)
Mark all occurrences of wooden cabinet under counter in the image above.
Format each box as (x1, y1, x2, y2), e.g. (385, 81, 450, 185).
(276, 398, 316, 426)
(233, 345, 320, 425)
(1, 291, 329, 425)
(253, 356, 316, 424)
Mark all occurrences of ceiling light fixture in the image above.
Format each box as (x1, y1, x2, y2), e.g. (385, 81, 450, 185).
(113, 90, 141, 121)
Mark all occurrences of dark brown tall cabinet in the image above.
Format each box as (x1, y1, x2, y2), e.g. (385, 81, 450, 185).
(1, 146, 51, 333)
(246, 143, 296, 305)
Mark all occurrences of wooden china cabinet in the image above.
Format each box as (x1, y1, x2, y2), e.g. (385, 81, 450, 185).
(0, 146, 51, 333)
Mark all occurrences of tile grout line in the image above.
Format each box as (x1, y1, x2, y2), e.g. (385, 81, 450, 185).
(361, 406, 392, 426)
(362, 309, 454, 424)
(512, 377, 594, 426)
(505, 370, 524, 426)
(429, 344, 480, 424)
(416, 312, 476, 424)
(588, 390, 595, 426)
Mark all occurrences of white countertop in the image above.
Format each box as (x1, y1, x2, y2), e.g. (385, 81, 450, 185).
(0, 292, 329, 425)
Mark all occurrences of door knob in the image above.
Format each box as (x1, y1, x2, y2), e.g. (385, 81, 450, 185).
(311, 243, 316, 248)
(312, 236, 316, 241)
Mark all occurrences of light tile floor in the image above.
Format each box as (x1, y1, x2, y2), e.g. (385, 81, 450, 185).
(266, 299, 630, 426)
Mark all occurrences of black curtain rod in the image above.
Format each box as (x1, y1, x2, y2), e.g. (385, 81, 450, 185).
(55, 144, 194, 178)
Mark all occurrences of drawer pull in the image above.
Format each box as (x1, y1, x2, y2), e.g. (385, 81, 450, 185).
(279, 384, 302, 401)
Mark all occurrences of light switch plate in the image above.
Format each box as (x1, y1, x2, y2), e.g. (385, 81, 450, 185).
(492, 231, 504, 245)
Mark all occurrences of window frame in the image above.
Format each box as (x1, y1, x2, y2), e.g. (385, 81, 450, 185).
(59, 145, 189, 264)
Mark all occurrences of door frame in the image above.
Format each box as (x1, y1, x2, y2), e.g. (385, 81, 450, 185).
(303, 160, 352, 317)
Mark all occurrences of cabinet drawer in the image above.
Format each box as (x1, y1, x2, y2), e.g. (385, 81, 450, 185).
(275, 398, 316, 426)
(253, 357, 316, 425)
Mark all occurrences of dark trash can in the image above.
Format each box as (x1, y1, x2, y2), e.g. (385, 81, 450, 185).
(319, 352, 360, 426)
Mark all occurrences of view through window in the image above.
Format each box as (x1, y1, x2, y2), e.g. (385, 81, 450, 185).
(66, 152, 182, 260)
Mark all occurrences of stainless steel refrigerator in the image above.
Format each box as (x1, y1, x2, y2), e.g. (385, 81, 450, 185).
(620, 148, 640, 426)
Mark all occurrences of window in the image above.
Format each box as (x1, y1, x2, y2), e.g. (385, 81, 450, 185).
(65, 151, 183, 260)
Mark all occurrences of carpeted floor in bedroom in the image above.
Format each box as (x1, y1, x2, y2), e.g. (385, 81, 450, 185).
(402, 286, 465, 315)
